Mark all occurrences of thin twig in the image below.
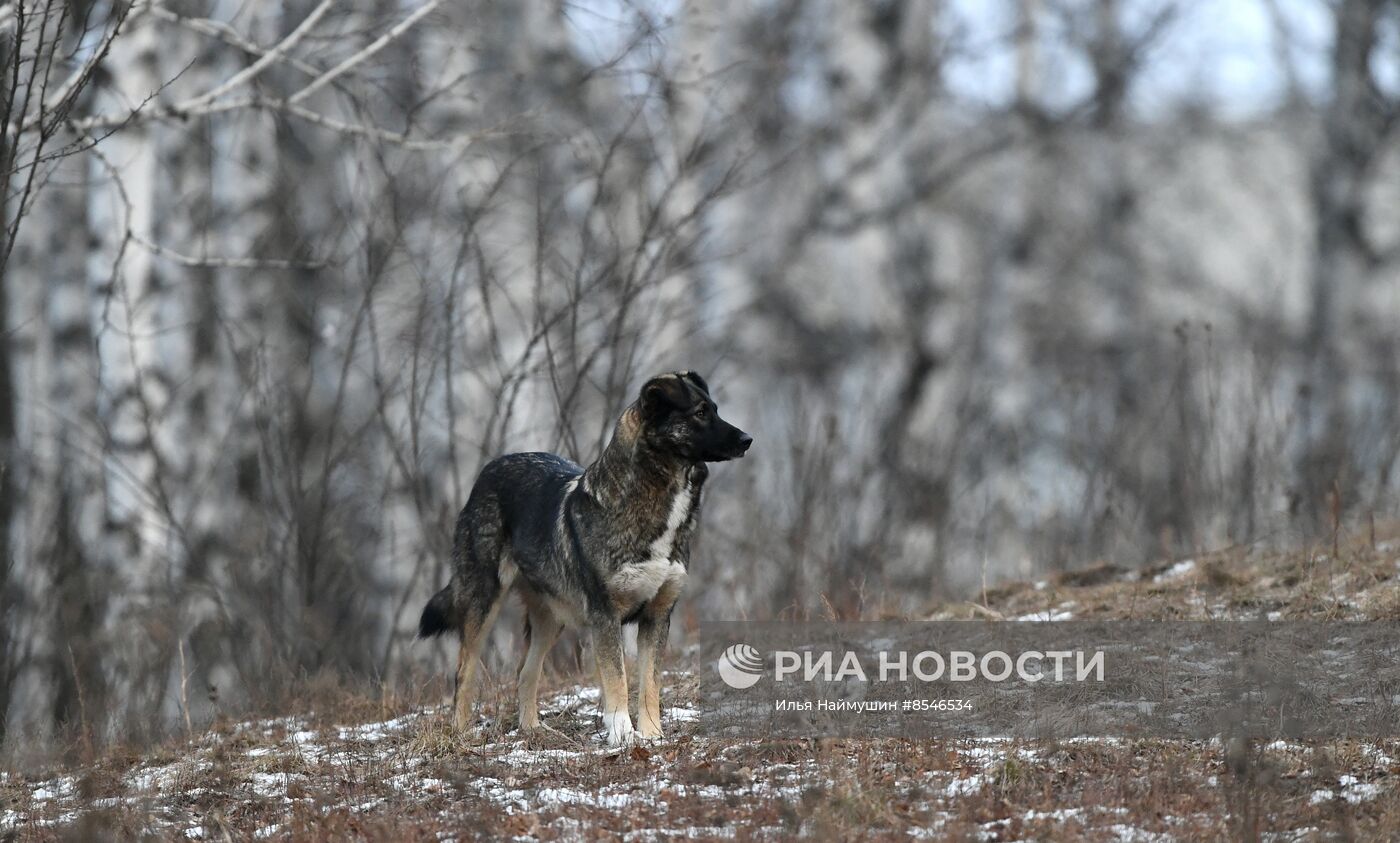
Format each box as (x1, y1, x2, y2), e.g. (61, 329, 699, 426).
(173, 0, 334, 113)
(287, 0, 443, 106)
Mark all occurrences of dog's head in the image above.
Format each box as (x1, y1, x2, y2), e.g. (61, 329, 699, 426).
(635, 371, 752, 463)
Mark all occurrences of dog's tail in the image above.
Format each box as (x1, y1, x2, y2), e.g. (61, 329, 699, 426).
(417, 585, 459, 639)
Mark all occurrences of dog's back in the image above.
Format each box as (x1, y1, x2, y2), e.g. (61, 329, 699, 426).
(418, 451, 581, 637)
(475, 451, 583, 567)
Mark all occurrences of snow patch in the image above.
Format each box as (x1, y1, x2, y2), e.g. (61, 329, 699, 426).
(493, 747, 586, 766)
(1023, 807, 1085, 822)
(129, 761, 210, 792)
(248, 771, 301, 798)
(338, 715, 416, 742)
(943, 774, 984, 797)
(546, 687, 601, 710)
(1306, 778, 1379, 806)
(1101, 825, 1174, 842)
(1337, 775, 1383, 804)
(1154, 559, 1196, 582)
(536, 786, 637, 809)
(31, 777, 76, 801)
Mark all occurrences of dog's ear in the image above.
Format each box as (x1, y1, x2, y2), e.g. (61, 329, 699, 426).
(639, 375, 687, 420)
(681, 371, 710, 396)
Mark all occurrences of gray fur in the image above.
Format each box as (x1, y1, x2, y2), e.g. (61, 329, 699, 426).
(419, 371, 751, 745)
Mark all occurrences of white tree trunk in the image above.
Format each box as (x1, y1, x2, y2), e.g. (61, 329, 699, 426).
(89, 9, 186, 730)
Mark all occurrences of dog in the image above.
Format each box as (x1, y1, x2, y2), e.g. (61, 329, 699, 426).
(418, 371, 752, 746)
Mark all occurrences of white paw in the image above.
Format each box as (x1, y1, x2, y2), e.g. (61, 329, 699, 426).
(603, 711, 636, 746)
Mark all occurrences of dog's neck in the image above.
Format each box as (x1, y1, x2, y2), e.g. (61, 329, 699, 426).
(583, 406, 706, 508)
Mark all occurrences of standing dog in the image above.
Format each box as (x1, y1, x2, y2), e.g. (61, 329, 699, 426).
(418, 372, 752, 746)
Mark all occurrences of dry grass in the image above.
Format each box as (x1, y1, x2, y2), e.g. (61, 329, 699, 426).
(940, 529, 1400, 624)
(3, 532, 1399, 840)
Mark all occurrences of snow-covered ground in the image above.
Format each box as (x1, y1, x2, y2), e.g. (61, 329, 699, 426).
(3, 680, 1396, 840)
(7, 542, 1400, 839)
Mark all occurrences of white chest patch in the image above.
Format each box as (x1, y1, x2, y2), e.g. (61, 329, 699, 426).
(609, 558, 686, 604)
(648, 480, 695, 564)
(608, 480, 695, 604)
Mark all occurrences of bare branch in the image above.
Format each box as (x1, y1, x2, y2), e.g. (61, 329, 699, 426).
(286, 0, 443, 106)
(172, 0, 335, 113)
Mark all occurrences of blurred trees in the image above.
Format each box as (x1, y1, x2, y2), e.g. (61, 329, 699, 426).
(1296, 0, 1399, 530)
(0, 0, 1397, 754)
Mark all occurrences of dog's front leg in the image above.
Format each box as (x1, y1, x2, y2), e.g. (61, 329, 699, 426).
(636, 574, 684, 740)
(591, 619, 635, 746)
(635, 611, 670, 740)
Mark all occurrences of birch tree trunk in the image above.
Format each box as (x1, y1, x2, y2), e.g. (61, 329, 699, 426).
(1295, 0, 1384, 530)
(38, 148, 110, 739)
(90, 8, 185, 734)
(178, 1, 279, 724)
(0, 0, 120, 746)
(0, 180, 13, 752)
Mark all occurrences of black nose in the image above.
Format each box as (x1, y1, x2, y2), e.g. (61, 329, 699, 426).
(737, 433, 753, 453)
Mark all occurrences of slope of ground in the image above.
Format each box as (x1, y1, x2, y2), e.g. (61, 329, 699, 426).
(4, 536, 1399, 840)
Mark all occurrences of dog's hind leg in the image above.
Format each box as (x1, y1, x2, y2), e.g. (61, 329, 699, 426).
(451, 522, 516, 733)
(590, 618, 634, 746)
(453, 595, 508, 732)
(515, 592, 563, 731)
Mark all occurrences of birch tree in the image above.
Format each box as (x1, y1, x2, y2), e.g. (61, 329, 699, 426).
(1295, 0, 1398, 530)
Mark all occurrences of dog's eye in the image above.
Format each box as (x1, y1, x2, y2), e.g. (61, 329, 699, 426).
(694, 405, 710, 419)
